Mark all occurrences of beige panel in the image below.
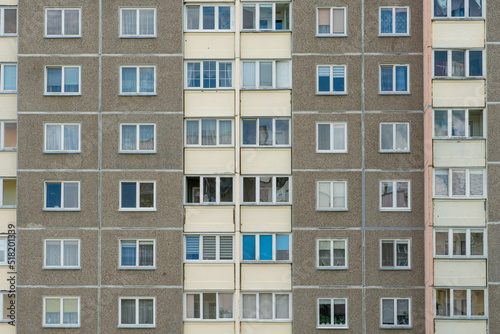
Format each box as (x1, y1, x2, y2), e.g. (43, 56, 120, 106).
(433, 80, 485, 108)
(433, 200, 485, 226)
(184, 206, 235, 232)
(432, 21, 485, 48)
(241, 148, 291, 174)
(0, 267, 15, 290)
(240, 206, 291, 232)
(185, 148, 235, 174)
(185, 91, 235, 117)
(0, 95, 17, 119)
(435, 320, 487, 334)
(0, 38, 17, 61)
(184, 264, 235, 290)
(0, 152, 16, 176)
(434, 260, 486, 286)
(240, 90, 291, 117)
(433, 140, 486, 167)
(184, 323, 235, 334)
(241, 264, 291, 290)
(241, 32, 291, 59)
(241, 322, 292, 334)
(184, 33, 235, 59)
(0, 210, 15, 230)
(0, 324, 15, 334)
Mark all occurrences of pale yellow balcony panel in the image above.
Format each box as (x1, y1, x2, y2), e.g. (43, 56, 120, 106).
(241, 263, 291, 290)
(433, 80, 485, 108)
(0, 324, 15, 334)
(185, 148, 234, 174)
(0, 266, 15, 290)
(434, 259, 486, 286)
(0, 209, 16, 230)
(0, 0, 17, 5)
(185, 91, 235, 117)
(433, 200, 485, 227)
(184, 33, 235, 59)
(184, 323, 235, 334)
(0, 95, 17, 119)
(241, 322, 292, 334)
(184, 206, 234, 232)
(241, 206, 291, 232)
(0, 152, 16, 176)
(184, 263, 234, 290)
(0, 38, 17, 62)
(433, 140, 485, 167)
(432, 21, 484, 48)
(241, 148, 291, 174)
(241, 32, 291, 59)
(435, 320, 487, 334)
(240, 90, 291, 117)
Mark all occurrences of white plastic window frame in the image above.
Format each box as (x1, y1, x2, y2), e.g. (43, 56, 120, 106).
(43, 239, 81, 269)
(380, 298, 411, 328)
(119, 65, 157, 95)
(44, 65, 81, 95)
(379, 122, 410, 153)
(316, 122, 347, 153)
(119, 123, 156, 153)
(0, 63, 17, 93)
(379, 239, 411, 270)
(316, 65, 347, 95)
(432, 0, 484, 19)
(317, 298, 348, 329)
(240, 292, 292, 321)
(241, 60, 291, 89)
(316, 7, 347, 37)
(241, 118, 290, 147)
(184, 4, 234, 32)
(0, 291, 15, 322)
(42, 296, 81, 328)
(0, 237, 7, 265)
(240, 3, 292, 32)
(183, 292, 235, 321)
(184, 176, 234, 205)
(433, 50, 484, 78)
(316, 238, 348, 270)
(0, 7, 17, 37)
(379, 6, 409, 36)
(44, 8, 82, 38)
(119, 181, 156, 211)
(184, 60, 234, 89)
(118, 297, 156, 327)
(432, 109, 484, 138)
(433, 228, 486, 258)
(184, 234, 234, 263)
(433, 168, 485, 198)
(434, 288, 487, 318)
(379, 64, 410, 94)
(44, 123, 81, 153)
(44, 181, 81, 211)
(0, 121, 16, 150)
(379, 180, 411, 211)
(241, 175, 292, 205)
(119, 239, 156, 269)
(119, 7, 157, 38)
(316, 180, 348, 211)
(241, 233, 292, 262)
(184, 119, 234, 147)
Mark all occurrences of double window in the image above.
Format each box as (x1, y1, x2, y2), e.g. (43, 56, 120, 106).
(186, 61, 233, 89)
(120, 124, 155, 153)
(380, 239, 410, 269)
(0, 179, 16, 208)
(120, 240, 155, 268)
(242, 118, 290, 146)
(45, 123, 80, 153)
(380, 123, 409, 152)
(435, 289, 486, 317)
(45, 66, 80, 95)
(434, 50, 483, 77)
(242, 3, 290, 31)
(120, 181, 155, 210)
(45, 181, 80, 211)
(317, 239, 347, 269)
(45, 8, 81, 37)
(44, 239, 80, 269)
(434, 229, 485, 257)
(317, 181, 347, 211)
(119, 297, 155, 327)
(318, 298, 347, 328)
(316, 123, 347, 153)
(434, 109, 483, 138)
(120, 8, 156, 38)
(317, 7, 346, 36)
(434, 169, 484, 198)
(242, 176, 290, 204)
(185, 235, 233, 261)
(380, 181, 410, 210)
(186, 5, 232, 31)
(380, 65, 409, 94)
(380, 7, 409, 36)
(242, 61, 290, 89)
(242, 234, 290, 261)
(185, 119, 233, 147)
(434, 0, 482, 18)
(185, 293, 234, 320)
(186, 176, 233, 204)
(43, 297, 80, 327)
(0, 121, 16, 150)
(0, 64, 16, 93)
(120, 66, 155, 95)
(0, 7, 17, 36)
(317, 65, 346, 94)
(381, 298, 411, 328)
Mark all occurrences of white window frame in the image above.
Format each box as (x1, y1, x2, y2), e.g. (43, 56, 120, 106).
(44, 181, 81, 211)
(434, 228, 486, 258)
(379, 64, 409, 94)
(379, 180, 411, 211)
(316, 239, 348, 269)
(434, 288, 487, 318)
(316, 7, 347, 37)
(241, 118, 290, 147)
(119, 239, 156, 269)
(0, 7, 17, 37)
(317, 298, 348, 329)
(44, 123, 81, 153)
(316, 122, 347, 153)
(119, 181, 156, 211)
(185, 119, 234, 147)
(380, 239, 411, 269)
(380, 298, 411, 328)
(316, 180, 348, 211)
(433, 168, 485, 198)
(0, 63, 16, 93)
(0, 179, 15, 208)
(241, 233, 292, 262)
(118, 297, 156, 328)
(433, 50, 484, 78)
(432, 0, 484, 19)
(184, 235, 234, 262)
(241, 292, 292, 321)
(241, 60, 291, 89)
(185, 61, 234, 89)
(44, 8, 81, 38)
(184, 292, 235, 321)
(119, 65, 156, 95)
(44, 65, 81, 95)
(241, 176, 292, 205)
(43, 239, 81, 269)
(316, 65, 347, 95)
(0, 237, 7, 265)
(119, 123, 156, 153)
(184, 5, 234, 32)
(379, 122, 410, 152)
(240, 3, 291, 32)
(185, 176, 234, 205)
(379, 7, 409, 36)
(42, 296, 81, 328)
(433, 109, 484, 138)
(0, 121, 16, 151)
(0, 292, 15, 322)
(119, 7, 157, 38)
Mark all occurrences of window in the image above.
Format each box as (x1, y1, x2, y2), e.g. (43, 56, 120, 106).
(318, 298, 347, 328)
(45, 8, 80, 37)
(185, 235, 233, 262)
(43, 297, 80, 327)
(380, 239, 410, 269)
(45, 66, 80, 95)
(380, 65, 409, 94)
(316, 123, 347, 153)
(434, 0, 483, 18)
(45, 181, 79, 211)
(434, 169, 484, 198)
(317, 181, 347, 211)
(120, 66, 155, 95)
(0, 237, 7, 265)
(120, 124, 155, 153)
(434, 50, 483, 77)
(0, 64, 16, 93)
(381, 298, 411, 328)
(380, 7, 408, 36)
(242, 176, 290, 204)
(317, 7, 346, 36)
(380, 181, 410, 210)
(44, 123, 80, 153)
(185, 119, 233, 147)
(380, 123, 409, 152)
(0, 293, 15, 322)
(120, 181, 155, 210)
(434, 228, 485, 257)
(242, 234, 290, 261)
(0, 179, 15, 208)
(120, 8, 156, 37)
(434, 109, 483, 138)
(242, 118, 290, 146)
(185, 5, 233, 31)
(186, 61, 233, 89)
(0, 122, 16, 150)
(185, 176, 233, 204)
(185, 293, 234, 320)
(0, 7, 16, 36)
(44, 239, 80, 269)
(242, 61, 290, 89)
(435, 289, 486, 317)
(242, 293, 291, 320)
(242, 3, 290, 31)
(317, 239, 347, 269)
(120, 240, 155, 268)
(317, 65, 346, 94)
(119, 297, 155, 327)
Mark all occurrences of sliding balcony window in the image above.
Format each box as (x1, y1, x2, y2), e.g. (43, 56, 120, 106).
(185, 235, 233, 262)
(186, 61, 233, 89)
(433, 0, 483, 18)
(242, 234, 290, 261)
(434, 50, 483, 77)
(185, 119, 233, 147)
(434, 169, 485, 198)
(434, 228, 485, 257)
(242, 3, 290, 31)
(0, 121, 16, 150)
(185, 176, 233, 204)
(242, 61, 290, 89)
(242, 176, 290, 204)
(185, 5, 233, 31)
(242, 118, 289, 146)
(185, 293, 234, 320)
(434, 109, 483, 138)
(435, 289, 486, 318)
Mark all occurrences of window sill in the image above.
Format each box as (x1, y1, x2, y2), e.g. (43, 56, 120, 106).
(433, 137, 485, 140)
(379, 92, 410, 95)
(433, 196, 485, 200)
(44, 36, 82, 39)
(43, 267, 81, 270)
(241, 203, 292, 206)
(241, 87, 291, 91)
(185, 145, 235, 148)
(44, 93, 82, 96)
(241, 261, 292, 264)
(379, 208, 411, 212)
(434, 256, 486, 259)
(379, 150, 410, 154)
(119, 35, 157, 39)
(184, 88, 234, 91)
(379, 267, 411, 270)
(184, 260, 234, 264)
(433, 76, 485, 80)
(380, 326, 412, 329)
(316, 208, 348, 212)
(0, 206, 16, 209)
(316, 150, 348, 154)
(241, 30, 291, 33)
(241, 145, 291, 149)
(240, 319, 292, 323)
(434, 316, 487, 320)
(185, 30, 235, 33)
(184, 319, 235, 322)
(43, 325, 81, 328)
(317, 266, 348, 270)
(315, 34, 347, 38)
(43, 208, 81, 212)
(317, 325, 349, 329)
(118, 325, 156, 328)
(119, 208, 157, 212)
(0, 35, 17, 38)
(316, 92, 347, 96)
(0, 91, 17, 94)
(119, 151, 157, 154)
(118, 267, 156, 270)
(378, 34, 410, 37)
(184, 203, 235, 206)
(119, 93, 157, 96)
(44, 151, 81, 154)
(432, 17, 485, 21)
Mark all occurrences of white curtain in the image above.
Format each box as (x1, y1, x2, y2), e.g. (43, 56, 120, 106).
(259, 294, 272, 319)
(333, 124, 345, 150)
(186, 6, 199, 30)
(63, 299, 78, 324)
(139, 67, 154, 92)
(187, 63, 200, 88)
(219, 120, 232, 145)
(276, 62, 289, 88)
(122, 10, 137, 35)
(64, 125, 79, 151)
(46, 10, 62, 35)
(121, 125, 136, 150)
(218, 294, 233, 319)
(138, 299, 154, 324)
(64, 10, 79, 35)
(201, 120, 216, 145)
(138, 241, 153, 266)
(275, 294, 289, 319)
(242, 295, 256, 318)
(63, 240, 78, 266)
(139, 10, 154, 35)
(46, 125, 61, 151)
(121, 299, 135, 324)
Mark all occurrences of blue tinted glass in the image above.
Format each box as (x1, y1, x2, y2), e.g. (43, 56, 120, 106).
(242, 120, 257, 145)
(259, 235, 273, 260)
(203, 61, 216, 88)
(121, 241, 136, 266)
(276, 235, 289, 251)
(64, 67, 79, 93)
(243, 235, 256, 260)
(380, 9, 392, 33)
(332, 66, 345, 92)
(3, 65, 16, 91)
(219, 7, 231, 29)
(47, 68, 62, 93)
(122, 68, 137, 93)
(380, 67, 393, 91)
(469, 51, 482, 76)
(187, 63, 201, 88)
(395, 9, 407, 34)
(318, 66, 330, 92)
(46, 183, 62, 208)
(203, 6, 215, 29)
(186, 236, 200, 260)
(395, 66, 408, 91)
(121, 182, 137, 208)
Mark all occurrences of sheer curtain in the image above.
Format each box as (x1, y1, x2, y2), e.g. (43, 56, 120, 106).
(202, 119, 217, 145)
(187, 63, 200, 88)
(46, 125, 61, 150)
(139, 299, 154, 324)
(276, 61, 289, 88)
(121, 125, 136, 150)
(138, 241, 153, 266)
(395, 8, 407, 34)
(275, 294, 289, 319)
(121, 241, 136, 266)
(380, 66, 393, 91)
(218, 294, 233, 319)
(139, 125, 154, 150)
(64, 125, 79, 151)
(219, 120, 232, 145)
(46, 10, 62, 35)
(203, 61, 216, 88)
(202, 6, 215, 30)
(63, 299, 78, 324)
(395, 66, 407, 91)
(63, 241, 78, 266)
(218, 62, 232, 88)
(46, 240, 61, 266)
(4, 122, 17, 148)
(218, 7, 231, 30)
(380, 9, 392, 33)
(186, 6, 199, 30)
(63, 182, 79, 208)
(318, 9, 330, 33)
(122, 68, 137, 93)
(64, 10, 80, 35)
(45, 299, 61, 324)
(139, 67, 154, 93)
(242, 295, 256, 318)
(139, 10, 154, 35)
(259, 62, 272, 87)
(121, 299, 135, 324)
(434, 0, 447, 17)
(242, 62, 256, 87)
(259, 293, 273, 319)
(122, 10, 137, 35)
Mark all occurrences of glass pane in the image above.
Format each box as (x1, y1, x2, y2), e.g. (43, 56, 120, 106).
(332, 182, 345, 208)
(259, 235, 273, 260)
(434, 0, 448, 17)
(381, 182, 393, 208)
(435, 289, 450, 316)
(202, 293, 217, 319)
(318, 66, 330, 92)
(318, 9, 330, 34)
(47, 68, 62, 93)
(186, 294, 200, 319)
(435, 170, 448, 196)
(453, 230, 466, 255)
(397, 299, 409, 325)
(275, 3, 289, 30)
(333, 240, 345, 266)
(46, 182, 62, 208)
(219, 120, 232, 145)
(62, 299, 78, 324)
(471, 290, 485, 316)
(46, 299, 61, 324)
(319, 299, 331, 325)
(452, 51, 465, 77)
(470, 231, 483, 256)
(203, 236, 216, 260)
(332, 8, 344, 33)
(64, 67, 79, 93)
(186, 177, 200, 203)
(276, 61, 289, 88)
(453, 290, 467, 315)
(259, 62, 273, 87)
(434, 110, 448, 136)
(395, 8, 407, 34)
(3, 65, 16, 91)
(276, 235, 289, 261)
(139, 125, 154, 150)
(470, 170, 484, 196)
(242, 5, 255, 29)
(242, 119, 257, 145)
(395, 124, 409, 150)
(318, 182, 331, 209)
(202, 6, 215, 30)
(396, 182, 409, 208)
(381, 241, 394, 267)
(259, 293, 272, 319)
(187, 63, 200, 88)
(332, 66, 345, 92)
(318, 124, 330, 151)
(46, 10, 62, 35)
(138, 299, 154, 324)
(380, 8, 393, 34)
(259, 4, 272, 29)
(469, 110, 483, 137)
(219, 177, 233, 203)
(139, 67, 154, 93)
(276, 177, 289, 203)
(64, 125, 79, 151)
(242, 295, 256, 318)
(2, 179, 16, 206)
(138, 241, 154, 266)
(121, 67, 137, 93)
(451, 170, 466, 196)
(218, 62, 232, 88)
(451, 0, 465, 17)
(121, 125, 136, 151)
(121, 182, 137, 208)
(203, 177, 216, 203)
(380, 66, 393, 91)
(219, 294, 233, 319)
(122, 10, 137, 35)
(219, 7, 231, 30)
(64, 10, 79, 35)
(121, 241, 136, 266)
(382, 299, 394, 325)
(63, 240, 79, 266)
(243, 177, 256, 202)
(451, 110, 466, 136)
(201, 119, 216, 145)
(242, 235, 256, 260)
(4, 9, 16, 34)
(469, 51, 482, 76)
(258, 118, 273, 146)
(435, 231, 449, 256)
(381, 124, 394, 150)
(242, 62, 256, 87)
(318, 241, 331, 266)
(4, 122, 17, 148)
(333, 124, 346, 151)
(434, 51, 448, 76)
(185, 236, 199, 260)
(276, 294, 289, 319)
(469, 0, 482, 17)
(259, 177, 272, 203)
(203, 61, 216, 88)
(186, 6, 199, 30)
(186, 120, 199, 145)
(46, 240, 61, 266)
(395, 66, 408, 91)
(139, 9, 154, 35)
(139, 183, 154, 208)
(334, 299, 346, 325)
(396, 242, 408, 266)
(219, 236, 233, 260)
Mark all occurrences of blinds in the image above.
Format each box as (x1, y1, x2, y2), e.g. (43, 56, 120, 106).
(202, 236, 216, 260)
(332, 9, 344, 33)
(219, 236, 233, 260)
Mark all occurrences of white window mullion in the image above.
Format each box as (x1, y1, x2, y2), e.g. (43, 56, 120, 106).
(135, 125, 140, 150)
(465, 51, 470, 77)
(448, 230, 453, 257)
(465, 110, 470, 137)
(215, 177, 220, 203)
(392, 124, 397, 150)
(466, 289, 471, 317)
(465, 229, 471, 256)
(272, 119, 277, 145)
(330, 66, 334, 94)
(330, 9, 334, 34)
(271, 4, 276, 31)
(215, 236, 220, 260)
(215, 120, 220, 146)
(330, 123, 335, 151)
(392, 181, 397, 208)
(272, 61, 276, 88)
(392, 8, 396, 33)
(330, 240, 334, 266)
(465, 170, 470, 197)
(255, 61, 260, 88)
(255, 176, 260, 203)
